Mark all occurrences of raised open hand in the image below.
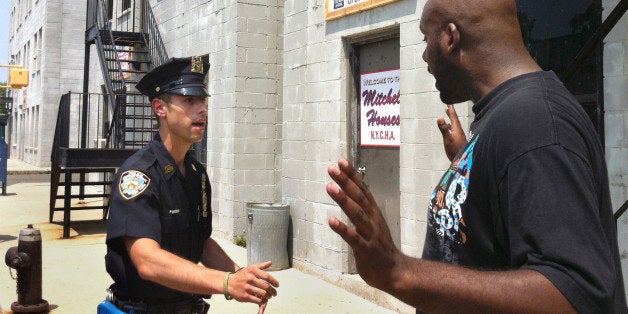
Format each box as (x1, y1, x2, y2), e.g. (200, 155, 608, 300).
(326, 158, 403, 292)
(437, 104, 467, 161)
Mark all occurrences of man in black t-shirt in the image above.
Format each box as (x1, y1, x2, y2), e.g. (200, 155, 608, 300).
(326, 0, 626, 313)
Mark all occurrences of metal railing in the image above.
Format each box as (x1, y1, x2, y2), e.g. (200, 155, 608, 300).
(616, 200, 628, 228)
(85, 0, 167, 149)
(141, 0, 168, 68)
(52, 92, 109, 156)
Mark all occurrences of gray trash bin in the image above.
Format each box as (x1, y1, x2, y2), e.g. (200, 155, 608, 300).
(246, 203, 290, 271)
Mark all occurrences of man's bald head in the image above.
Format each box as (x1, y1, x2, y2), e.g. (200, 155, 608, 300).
(422, 0, 523, 55)
(420, 0, 541, 103)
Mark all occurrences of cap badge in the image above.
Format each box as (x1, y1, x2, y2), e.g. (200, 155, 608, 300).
(119, 170, 150, 200)
(191, 56, 203, 74)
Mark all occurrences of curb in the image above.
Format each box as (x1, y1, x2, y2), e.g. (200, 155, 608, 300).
(8, 170, 52, 175)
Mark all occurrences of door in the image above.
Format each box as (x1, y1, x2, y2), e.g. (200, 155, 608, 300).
(352, 37, 401, 249)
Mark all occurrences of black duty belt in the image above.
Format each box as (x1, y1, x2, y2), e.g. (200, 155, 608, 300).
(112, 297, 209, 314)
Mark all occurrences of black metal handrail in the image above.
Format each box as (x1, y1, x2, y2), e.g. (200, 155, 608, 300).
(554, 0, 627, 229)
(141, 0, 168, 68)
(562, 0, 628, 84)
(616, 200, 628, 226)
(52, 92, 109, 157)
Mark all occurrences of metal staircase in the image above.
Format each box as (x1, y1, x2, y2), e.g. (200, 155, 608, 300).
(87, 0, 167, 149)
(50, 0, 168, 237)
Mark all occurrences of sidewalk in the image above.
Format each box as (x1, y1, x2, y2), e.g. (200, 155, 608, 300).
(5, 158, 51, 175)
(0, 159, 402, 313)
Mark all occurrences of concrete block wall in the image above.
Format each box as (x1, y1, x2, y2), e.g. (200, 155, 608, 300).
(603, 0, 628, 302)
(8, 0, 85, 167)
(151, 0, 284, 240)
(283, 1, 447, 312)
(283, 0, 351, 274)
(232, 0, 284, 238)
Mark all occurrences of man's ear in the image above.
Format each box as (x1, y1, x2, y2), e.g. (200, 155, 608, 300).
(444, 22, 460, 53)
(152, 98, 167, 118)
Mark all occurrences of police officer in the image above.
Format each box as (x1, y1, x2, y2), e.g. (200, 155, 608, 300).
(105, 56, 279, 314)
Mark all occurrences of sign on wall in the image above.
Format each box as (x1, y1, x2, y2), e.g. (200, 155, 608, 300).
(360, 68, 400, 147)
(325, 0, 402, 21)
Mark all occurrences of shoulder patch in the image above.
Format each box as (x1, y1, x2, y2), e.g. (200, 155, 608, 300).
(119, 170, 151, 200)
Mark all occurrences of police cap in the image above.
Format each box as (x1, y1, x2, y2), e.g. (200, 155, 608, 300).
(136, 56, 209, 100)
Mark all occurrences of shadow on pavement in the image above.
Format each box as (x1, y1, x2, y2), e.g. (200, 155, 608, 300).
(0, 234, 17, 243)
(51, 219, 107, 237)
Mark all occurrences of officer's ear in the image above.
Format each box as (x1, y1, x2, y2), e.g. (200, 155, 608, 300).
(152, 97, 167, 119)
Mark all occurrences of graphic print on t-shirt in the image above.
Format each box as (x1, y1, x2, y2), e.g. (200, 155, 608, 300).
(428, 136, 477, 248)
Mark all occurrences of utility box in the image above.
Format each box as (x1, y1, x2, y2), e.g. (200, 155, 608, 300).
(246, 203, 290, 271)
(9, 68, 29, 88)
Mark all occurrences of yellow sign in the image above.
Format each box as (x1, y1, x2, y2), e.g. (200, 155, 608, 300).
(325, 0, 401, 21)
(0, 65, 29, 89)
(9, 68, 29, 88)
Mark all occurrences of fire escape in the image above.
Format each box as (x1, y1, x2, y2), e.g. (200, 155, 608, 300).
(49, 0, 168, 238)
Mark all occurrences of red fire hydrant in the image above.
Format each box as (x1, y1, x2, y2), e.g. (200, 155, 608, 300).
(5, 224, 49, 313)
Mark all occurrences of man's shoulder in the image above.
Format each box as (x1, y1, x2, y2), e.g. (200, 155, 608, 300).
(119, 145, 158, 173)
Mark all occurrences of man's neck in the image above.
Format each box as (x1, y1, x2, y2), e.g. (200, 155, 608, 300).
(159, 130, 191, 174)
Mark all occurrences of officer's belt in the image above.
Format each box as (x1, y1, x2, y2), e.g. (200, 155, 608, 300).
(112, 296, 209, 314)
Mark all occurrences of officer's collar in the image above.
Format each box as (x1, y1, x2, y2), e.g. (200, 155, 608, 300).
(150, 134, 194, 180)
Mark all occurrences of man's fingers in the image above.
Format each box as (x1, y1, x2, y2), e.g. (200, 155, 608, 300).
(328, 216, 363, 249)
(437, 116, 452, 136)
(253, 261, 272, 271)
(445, 104, 462, 129)
(258, 302, 267, 314)
(327, 164, 368, 210)
(247, 264, 280, 288)
(233, 266, 279, 305)
(326, 180, 373, 237)
(335, 158, 378, 212)
(251, 284, 275, 301)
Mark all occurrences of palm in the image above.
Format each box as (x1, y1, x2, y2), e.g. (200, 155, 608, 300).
(437, 105, 467, 161)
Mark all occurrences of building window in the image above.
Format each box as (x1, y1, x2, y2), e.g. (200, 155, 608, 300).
(121, 0, 131, 11)
(33, 105, 39, 148)
(34, 28, 42, 73)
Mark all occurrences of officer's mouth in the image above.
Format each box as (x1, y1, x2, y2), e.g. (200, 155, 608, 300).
(192, 121, 206, 128)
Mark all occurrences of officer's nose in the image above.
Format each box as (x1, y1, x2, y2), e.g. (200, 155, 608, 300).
(198, 100, 208, 116)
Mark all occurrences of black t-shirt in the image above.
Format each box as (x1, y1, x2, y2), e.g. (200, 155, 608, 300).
(105, 135, 212, 302)
(422, 71, 626, 313)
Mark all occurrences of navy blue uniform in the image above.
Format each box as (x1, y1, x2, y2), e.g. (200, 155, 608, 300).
(105, 135, 212, 304)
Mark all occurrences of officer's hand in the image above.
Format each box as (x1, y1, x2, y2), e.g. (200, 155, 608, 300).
(437, 104, 466, 161)
(227, 261, 279, 306)
(258, 301, 267, 314)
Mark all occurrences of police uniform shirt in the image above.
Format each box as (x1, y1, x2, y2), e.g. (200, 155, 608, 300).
(105, 134, 212, 302)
